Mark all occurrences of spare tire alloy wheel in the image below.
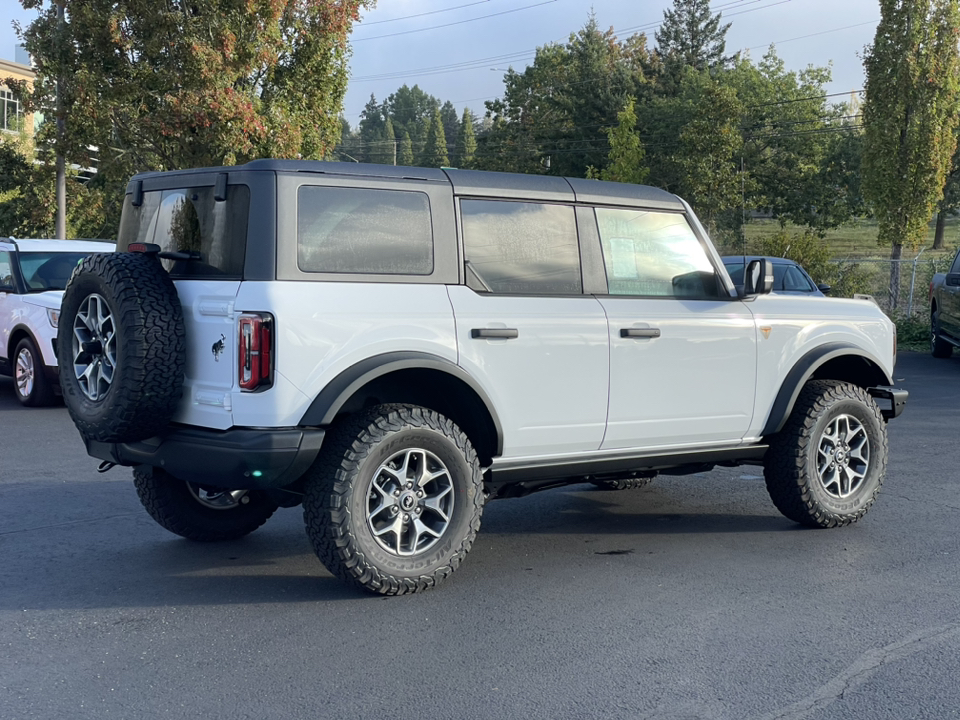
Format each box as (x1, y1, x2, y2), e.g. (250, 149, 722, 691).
(57, 253, 185, 443)
(764, 380, 887, 528)
(72, 293, 117, 401)
(13, 337, 55, 406)
(304, 404, 484, 595)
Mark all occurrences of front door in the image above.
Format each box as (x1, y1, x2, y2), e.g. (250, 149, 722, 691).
(587, 207, 758, 451)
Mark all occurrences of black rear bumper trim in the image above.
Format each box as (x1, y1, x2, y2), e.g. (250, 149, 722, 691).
(868, 387, 908, 420)
(85, 426, 326, 490)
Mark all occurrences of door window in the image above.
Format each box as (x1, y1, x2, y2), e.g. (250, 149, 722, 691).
(0, 251, 14, 290)
(596, 208, 720, 298)
(460, 199, 581, 295)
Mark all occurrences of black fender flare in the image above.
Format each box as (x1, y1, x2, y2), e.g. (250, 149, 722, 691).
(761, 342, 894, 437)
(298, 351, 504, 456)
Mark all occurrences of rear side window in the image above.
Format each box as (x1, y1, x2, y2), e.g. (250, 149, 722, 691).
(596, 208, 719, 298)
(118, 185, 249, 278)
(460, 199, 581, 295)
(297, 186, 433, 275)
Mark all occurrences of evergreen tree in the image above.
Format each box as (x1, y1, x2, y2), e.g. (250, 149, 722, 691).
(421, 110, 449, 167)
(380, 117, 397, 165)
(862, 0, 960, 307)
(440, 101, 460, 163)
(456, 108, 477, 168)
(358, 94, 385, 163)
(655, 0, 732, 73)
(398, 130, 415, 166)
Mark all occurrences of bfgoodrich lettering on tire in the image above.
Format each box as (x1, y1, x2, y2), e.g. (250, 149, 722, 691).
(303, 404, 484, 595)
(57, 253, 186, 443)
(764, 380, 887, 528)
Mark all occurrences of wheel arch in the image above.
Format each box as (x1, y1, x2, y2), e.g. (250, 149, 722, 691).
(761, 343, 893, 437)
(8, 324, 46, 364)
(298, 352, 503, 465)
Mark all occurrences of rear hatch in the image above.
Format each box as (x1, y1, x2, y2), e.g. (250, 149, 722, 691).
(117, 183, 250, 429)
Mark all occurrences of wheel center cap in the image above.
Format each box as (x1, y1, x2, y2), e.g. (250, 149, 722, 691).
(82, 340, 103, 356)
(399, 492, 417, 511)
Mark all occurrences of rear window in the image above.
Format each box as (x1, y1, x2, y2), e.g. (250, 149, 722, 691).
(297, 186, 434, 275)
(118, 185, 249, 278)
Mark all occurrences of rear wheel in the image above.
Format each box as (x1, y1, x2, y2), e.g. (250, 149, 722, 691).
(133, 467, 278, 541)
(13, 337, 56, 407)
(303, 404, 484, 595)
(764, 380, 887, 528)
(931, 308, 953, 358)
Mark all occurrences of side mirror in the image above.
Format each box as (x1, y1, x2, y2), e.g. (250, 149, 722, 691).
(817, 283, 831, 294)
(742, 258, 774, 297)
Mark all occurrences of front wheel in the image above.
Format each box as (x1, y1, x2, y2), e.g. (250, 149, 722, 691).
(133, 467, 279, 541)
(303, 404, 484, 595)
(764, 380, 887, 528)
(13, 337, 56, 407)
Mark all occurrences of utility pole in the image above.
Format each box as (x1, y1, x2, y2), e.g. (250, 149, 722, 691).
(55, 0, 66, 239)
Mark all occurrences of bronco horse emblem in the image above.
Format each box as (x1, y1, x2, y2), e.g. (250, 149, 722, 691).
(212, 334, 226, 361)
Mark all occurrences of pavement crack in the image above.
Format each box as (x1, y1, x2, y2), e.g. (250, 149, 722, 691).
(0, 512, 143, 536)
(754, 622, 960, 720)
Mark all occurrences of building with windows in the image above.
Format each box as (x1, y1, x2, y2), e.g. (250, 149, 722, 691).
(1, 55, 36, 136)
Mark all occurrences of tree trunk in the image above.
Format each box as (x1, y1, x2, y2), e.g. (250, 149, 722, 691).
(934, 207, 948, 249)
(889, 242, 904, 310)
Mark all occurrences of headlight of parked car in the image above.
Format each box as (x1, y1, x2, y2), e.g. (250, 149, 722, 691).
(47, 308, 59, 328)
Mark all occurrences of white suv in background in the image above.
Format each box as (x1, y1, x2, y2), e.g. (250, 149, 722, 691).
(56, 161, 907, 595)
(0, 238, 115, 405)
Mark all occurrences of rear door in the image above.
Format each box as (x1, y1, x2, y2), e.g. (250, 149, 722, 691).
(117, 181, 249, 429)
(583, 206, 758, 451)
(448, 198, 609, 459)
(943, 250, 960, 337)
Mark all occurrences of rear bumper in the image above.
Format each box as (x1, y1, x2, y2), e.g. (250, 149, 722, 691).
(868, 387, 908, 420)
(85, 425, 326, 490)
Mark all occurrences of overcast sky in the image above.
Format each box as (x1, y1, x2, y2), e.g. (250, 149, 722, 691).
(1, 0, 880, 127)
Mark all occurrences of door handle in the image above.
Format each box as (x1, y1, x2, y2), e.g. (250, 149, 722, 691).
(620, 327, 661, 339)
(471, 328, 519, 339)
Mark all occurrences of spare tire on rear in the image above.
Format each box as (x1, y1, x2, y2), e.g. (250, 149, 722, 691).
(57, 252, 186, 443)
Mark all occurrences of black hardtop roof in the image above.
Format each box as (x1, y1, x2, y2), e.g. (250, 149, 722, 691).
(127, 160, 684, 210)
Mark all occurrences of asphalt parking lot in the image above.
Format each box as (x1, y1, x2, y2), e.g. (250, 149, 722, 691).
(1, 351, 959, 720)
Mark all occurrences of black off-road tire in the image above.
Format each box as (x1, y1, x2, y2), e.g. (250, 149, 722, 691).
(303, 404, 484, 595)
(590, 473, 656, 491)
(57, 252, 185, 442)
(931, 308, 953, 359)
(133, 467, 279, 542)
(13, 337, 56, 407)
(764, 380, 887, 528)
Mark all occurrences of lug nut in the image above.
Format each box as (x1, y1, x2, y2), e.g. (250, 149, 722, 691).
(416, 491, 424, 498)
(403, 514, 410, 523)
(406, 482, 413, 489)
(240, 495, 250, 505)
(415, 507, 422, 515)
(394, 490, 400, 497)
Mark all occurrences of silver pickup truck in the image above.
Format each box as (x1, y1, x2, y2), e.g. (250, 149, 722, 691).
(930, 248, 960, 358)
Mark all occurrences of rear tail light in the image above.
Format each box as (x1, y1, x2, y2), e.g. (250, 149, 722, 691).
(238, 313, 273, 392)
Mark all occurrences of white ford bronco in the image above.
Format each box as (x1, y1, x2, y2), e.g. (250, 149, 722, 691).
(58, 160, 907, 595)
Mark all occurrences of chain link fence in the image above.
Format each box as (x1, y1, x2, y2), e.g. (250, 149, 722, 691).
(827, 251, 955, 317)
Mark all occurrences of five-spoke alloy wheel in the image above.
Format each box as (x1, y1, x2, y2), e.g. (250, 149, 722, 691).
(13, 337, 56, 407)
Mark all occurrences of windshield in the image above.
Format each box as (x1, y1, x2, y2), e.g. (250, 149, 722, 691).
(723, 260, 817, 293)
(18, 252, 97, 292)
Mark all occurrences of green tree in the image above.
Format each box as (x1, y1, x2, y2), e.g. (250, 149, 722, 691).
(674, 75, 744, 236)
(587, 97, 648, 184)
(384, 84, 440, 159)
(456, 107, 477, 168)
(8, 0, 370, 236)
(421, 110, 449, 167)
(862, 0, 960, 307)
(440, 101, 459, 163)
(398, 129, 414, 166)
(358, 94, 385, 163)
(655, 0, 732, 75)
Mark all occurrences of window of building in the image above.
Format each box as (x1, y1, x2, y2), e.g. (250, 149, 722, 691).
(1, 89, 22, 132)
(461, 199, 581, 295)
(596, 208, 720, 298)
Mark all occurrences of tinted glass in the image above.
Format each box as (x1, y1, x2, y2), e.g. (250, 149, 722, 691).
(782, 264, 816, 292)
(118, 185, 249, 278)
(597, 209, 719, 298)
(950, 251, 960, 274)
(0, 251, 13, 289)
(460, 200, 581, 295)
(18, 252, 103, 292)
(298, 186, 433, 275)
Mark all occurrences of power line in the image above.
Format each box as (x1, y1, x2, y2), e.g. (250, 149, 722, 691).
(360, 0, 494, 27)
(745, 19, 877, 51)
(353, 0, 558, 43)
